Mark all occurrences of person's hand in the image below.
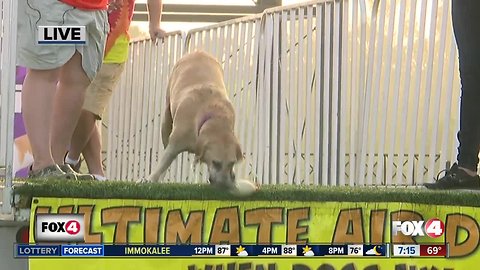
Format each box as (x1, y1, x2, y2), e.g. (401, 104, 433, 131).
(149, 25, 167, 44)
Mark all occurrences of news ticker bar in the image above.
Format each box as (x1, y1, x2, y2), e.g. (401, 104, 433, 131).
(14, 244, 448, 258)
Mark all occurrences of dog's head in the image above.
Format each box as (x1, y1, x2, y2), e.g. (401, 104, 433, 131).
(195, 134, 244, 189)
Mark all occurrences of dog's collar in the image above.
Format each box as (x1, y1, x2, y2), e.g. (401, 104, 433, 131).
(197, 112, 215, 135)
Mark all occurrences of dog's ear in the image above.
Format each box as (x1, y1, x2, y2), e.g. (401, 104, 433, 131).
(236, 143, 244, 162)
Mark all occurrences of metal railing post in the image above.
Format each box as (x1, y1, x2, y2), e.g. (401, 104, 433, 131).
(1, 0, 18, 218)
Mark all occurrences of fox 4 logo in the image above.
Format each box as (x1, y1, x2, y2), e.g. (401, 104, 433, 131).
(392, 218, 445, 238)
(35, 214, 85, 242)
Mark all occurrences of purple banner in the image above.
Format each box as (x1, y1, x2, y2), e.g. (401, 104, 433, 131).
(16, 66, 27, 84)
(14, 66, 31, 178)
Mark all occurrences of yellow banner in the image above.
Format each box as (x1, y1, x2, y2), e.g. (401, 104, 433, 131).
(29, 198, 480, 270)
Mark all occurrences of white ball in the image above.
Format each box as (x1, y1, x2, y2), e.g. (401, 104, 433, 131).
(229, 179, 258, 197)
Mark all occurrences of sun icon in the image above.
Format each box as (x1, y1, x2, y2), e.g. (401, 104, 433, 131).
(236, 246, 245, 254)
(236, 246, 249, 256)
(302, 245, 315, 256)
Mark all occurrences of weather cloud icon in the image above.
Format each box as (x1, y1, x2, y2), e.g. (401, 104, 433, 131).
(302, 246, 315, 257)
(236, 246, 248, 256)
(365, 246, 383, 256)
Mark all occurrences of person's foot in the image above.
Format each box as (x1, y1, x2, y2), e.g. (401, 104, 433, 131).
(58, 164, 94, 181)
(92, 174, 107, 181)
(28, 165, 77, 180)
(425, 163, 480, 190)
(64, 152, 82, 173)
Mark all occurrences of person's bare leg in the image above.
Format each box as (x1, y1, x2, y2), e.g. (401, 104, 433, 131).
(82, 122, 105, 178)
(68, 110, 97, 161)
(51, 51, 91, 164)
(21, 68, 60, 171)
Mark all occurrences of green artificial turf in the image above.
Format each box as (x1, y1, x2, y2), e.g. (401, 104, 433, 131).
(8, 179, 480, 208)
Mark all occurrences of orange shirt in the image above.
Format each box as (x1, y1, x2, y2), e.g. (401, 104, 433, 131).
(60, 0, 108, 10)
(103, 0, 136, 63)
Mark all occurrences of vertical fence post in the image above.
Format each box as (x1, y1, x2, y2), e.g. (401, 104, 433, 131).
(106, 0, 458, 187)
(0, 0, 18, 217)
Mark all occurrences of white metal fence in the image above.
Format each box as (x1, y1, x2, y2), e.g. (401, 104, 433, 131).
(106, 32, 186, 181)
(107, 0, 461, 186)
(0, 0, 18, 217)
(184, 14, 265, 183)
(260, 0, 357, 186)
(358, 0, 460, 186)
(0, 0, 460, 189)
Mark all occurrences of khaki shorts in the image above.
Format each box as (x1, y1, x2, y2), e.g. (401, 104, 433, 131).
(17, 0, 108, 81)
(83, 62, 126, 119)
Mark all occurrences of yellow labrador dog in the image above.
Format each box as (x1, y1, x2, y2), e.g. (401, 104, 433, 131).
(146, 51, 244, 188)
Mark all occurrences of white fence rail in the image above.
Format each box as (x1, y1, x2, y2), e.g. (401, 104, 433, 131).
(185, 14, 265, 183)
(261, 0, 361, 186)
(106, 32, 186, 181)
(0, 0, 18, 217)
(358, 0, 459, 186)
(107, 0, 460, 186)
